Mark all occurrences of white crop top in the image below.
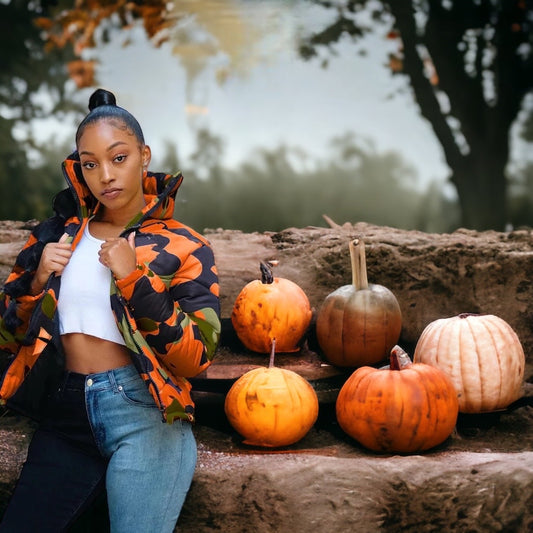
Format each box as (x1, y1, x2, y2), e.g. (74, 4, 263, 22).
(58, 222, 125, 345)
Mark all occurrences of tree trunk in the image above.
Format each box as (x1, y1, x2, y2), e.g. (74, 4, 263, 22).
(451, 144, 509, 231)
(388, 0, 526, 231)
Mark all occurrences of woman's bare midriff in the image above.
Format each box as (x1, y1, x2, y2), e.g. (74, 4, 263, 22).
(61, 333, 132, 374)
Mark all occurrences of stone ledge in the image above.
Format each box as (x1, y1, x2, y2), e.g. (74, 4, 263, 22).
(175, 405, 533, 533)
(181, 448, 533, 533)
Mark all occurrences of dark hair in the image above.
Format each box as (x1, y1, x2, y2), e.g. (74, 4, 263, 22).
(75, 88, 145, 147)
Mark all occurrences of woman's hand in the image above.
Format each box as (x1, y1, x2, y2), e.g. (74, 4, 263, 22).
(31, 233, 73, 295)
(99, 233, 137, 279)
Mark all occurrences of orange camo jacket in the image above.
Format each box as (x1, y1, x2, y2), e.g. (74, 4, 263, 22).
(0, 152, 221, 423)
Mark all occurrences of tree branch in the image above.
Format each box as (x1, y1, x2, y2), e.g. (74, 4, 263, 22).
(389, 0, 462, 172)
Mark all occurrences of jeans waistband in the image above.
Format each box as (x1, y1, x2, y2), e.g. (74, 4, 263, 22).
(61, 364, 139, 392)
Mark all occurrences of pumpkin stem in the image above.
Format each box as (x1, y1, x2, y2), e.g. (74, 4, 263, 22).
(269, 338, 276, 368)
(390, 345, 413, 370)
(458, 313, 477, 319)
(260, 261, 275, 284)
(349, 239, 369, 290)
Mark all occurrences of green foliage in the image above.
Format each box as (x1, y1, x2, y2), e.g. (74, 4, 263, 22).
(171, 130, 460, 233)
(509, 162, 533, 229)
(0, 130, 72, 221)
(0, 0, 80, 221)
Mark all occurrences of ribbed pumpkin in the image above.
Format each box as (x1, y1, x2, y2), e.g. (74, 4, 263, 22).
(316, 239, 402, 367)
(414, 313, 525, 413)
(231, 261, 312, 353)
(224, 339, 319, 447)
(336, 345, 458, 453)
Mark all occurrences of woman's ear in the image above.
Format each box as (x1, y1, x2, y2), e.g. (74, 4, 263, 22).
(142, 145, 152, 169)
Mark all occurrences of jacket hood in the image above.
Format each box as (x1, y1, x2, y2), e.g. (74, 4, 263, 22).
(60, 151, 184, 227)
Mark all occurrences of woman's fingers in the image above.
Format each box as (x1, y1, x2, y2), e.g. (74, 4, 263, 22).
(99, 237, 136, 278)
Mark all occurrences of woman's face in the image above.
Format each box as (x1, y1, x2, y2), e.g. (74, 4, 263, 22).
(77, 119, 151, 217)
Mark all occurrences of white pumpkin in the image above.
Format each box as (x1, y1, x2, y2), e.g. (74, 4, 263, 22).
(414, 313, 525, 413)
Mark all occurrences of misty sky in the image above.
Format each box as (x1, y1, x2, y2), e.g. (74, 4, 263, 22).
(34, 0, 453, 191)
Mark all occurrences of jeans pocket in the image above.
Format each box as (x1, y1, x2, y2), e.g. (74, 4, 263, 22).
(117, 378, 157, 409)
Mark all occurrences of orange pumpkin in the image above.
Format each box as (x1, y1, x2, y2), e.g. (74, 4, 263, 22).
(231, 261, 312, 353)
(224, 339, 319, 447)
(316, 239, 402, 367)
(336, 345, 458, 453)
(414, 313, 525, 413)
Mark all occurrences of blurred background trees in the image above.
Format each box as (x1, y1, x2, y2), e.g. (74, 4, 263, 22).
(299, 0, 533, 230)
(0, 0, 532, 232)
(0, 0, 79, 220)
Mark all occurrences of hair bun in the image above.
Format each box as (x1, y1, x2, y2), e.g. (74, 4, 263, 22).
(88, 88, 117, 111)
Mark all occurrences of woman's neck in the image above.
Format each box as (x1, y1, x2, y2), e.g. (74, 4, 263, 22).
(95, 212, 132, 229)
(94, 198, 145, 229)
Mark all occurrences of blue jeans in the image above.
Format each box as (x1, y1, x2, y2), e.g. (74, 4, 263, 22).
(0, 364, 197, 533)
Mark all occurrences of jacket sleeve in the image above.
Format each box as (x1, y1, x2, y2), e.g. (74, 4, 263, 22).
(0, 234, 45, 354)
(0, 217, 67, 353)
(115, 241, 221, 378)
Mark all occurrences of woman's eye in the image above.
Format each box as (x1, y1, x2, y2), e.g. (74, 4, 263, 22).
(114, 154, 127, 163)
(82, 162, 96, 169)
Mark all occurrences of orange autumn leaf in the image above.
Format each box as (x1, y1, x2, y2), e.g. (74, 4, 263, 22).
(67, 59, 97, 88)
(37, 0, 171, 57)
(388, 53, 403, 73)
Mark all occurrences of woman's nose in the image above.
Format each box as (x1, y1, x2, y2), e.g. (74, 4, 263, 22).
(100, 164, 113, 183)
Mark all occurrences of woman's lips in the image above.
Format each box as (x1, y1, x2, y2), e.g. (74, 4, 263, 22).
(101, 188, 121, 200)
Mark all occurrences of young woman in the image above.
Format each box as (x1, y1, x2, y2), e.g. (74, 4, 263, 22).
(0, 88, 221, 532)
